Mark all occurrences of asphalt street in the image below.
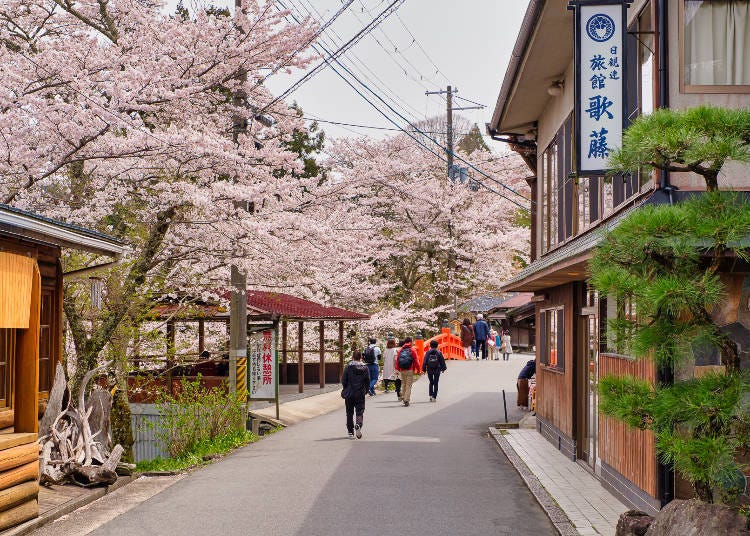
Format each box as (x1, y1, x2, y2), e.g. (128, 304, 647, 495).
(35, 356, 553, 536)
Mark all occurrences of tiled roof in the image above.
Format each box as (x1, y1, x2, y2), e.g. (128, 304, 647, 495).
(458, 296, 508, 313)
(0, 203, 124, 256)
(493, 293, 534, 309)
(246, 291, 369, 321)
(0, 203, 122, 245)
(501, 200, 647, 290)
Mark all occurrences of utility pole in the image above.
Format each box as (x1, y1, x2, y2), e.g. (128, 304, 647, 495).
(425, 85, 485, 321)
(229, 0, 248, 398)
(446, 85, 453, 178)
(425, 86, 484, 180)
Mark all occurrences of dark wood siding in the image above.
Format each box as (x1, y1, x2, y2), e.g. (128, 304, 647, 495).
(536, 283, 575, 438)
(599, 353, 658, 498)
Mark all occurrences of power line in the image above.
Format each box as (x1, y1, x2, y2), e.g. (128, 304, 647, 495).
(393, 13, 451, 85)
(286, 0, 426, 123)
(353, 0, 444, 92)
(265, 0, 406, 110)
(304, 115, 474, 135)
(274, 2, 530, 207)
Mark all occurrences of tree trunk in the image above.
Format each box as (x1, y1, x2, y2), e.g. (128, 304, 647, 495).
(111, 389, 133, 464)
(69, 207, 176, 396)
(693, 479, 714, 503)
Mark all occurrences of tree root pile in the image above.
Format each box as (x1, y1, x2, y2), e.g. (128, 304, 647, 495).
(38, 362, 124, 487)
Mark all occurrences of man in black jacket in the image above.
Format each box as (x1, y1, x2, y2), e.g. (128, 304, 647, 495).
(341, 350, 370, 439)
(423, 340, 447, 402)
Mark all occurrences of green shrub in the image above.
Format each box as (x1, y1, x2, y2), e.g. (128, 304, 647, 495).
(151, 377, 245, 458)
(136, 428, 262, 473)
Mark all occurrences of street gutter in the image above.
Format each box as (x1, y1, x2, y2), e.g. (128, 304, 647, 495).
(488, 427, 579, 536)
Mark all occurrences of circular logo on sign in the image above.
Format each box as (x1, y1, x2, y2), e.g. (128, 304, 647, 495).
(586, 13, 616, 42)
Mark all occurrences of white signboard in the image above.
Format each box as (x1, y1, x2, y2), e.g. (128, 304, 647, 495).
(578, 3, 624, 173)
(249, 329, 276, 400)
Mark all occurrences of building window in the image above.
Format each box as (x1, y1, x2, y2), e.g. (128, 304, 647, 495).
(0, 330, 12, 408)
(39, 289, 53, 393)
(627, 1, 655, 120)
(681, 0, 750, 91)
(539, 114, 574, 254)
(599, 293, 637, 355)
(540, 307, 565, 369)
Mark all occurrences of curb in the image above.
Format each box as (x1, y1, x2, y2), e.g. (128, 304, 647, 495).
(1, 476, 135, 536)
(488, 427, 579, 536)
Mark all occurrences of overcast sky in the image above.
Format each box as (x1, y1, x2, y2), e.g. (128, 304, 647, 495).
(258, 0, 530, 148)
(172, 1, 530, 147)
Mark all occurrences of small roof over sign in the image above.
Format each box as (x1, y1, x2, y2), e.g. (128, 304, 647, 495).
(246, 291, 369, 321)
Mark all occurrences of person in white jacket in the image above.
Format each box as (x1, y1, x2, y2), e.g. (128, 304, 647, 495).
(501, 330, 513, 361)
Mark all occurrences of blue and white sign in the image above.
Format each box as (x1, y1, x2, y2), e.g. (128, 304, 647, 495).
(577, 3, 624, 173)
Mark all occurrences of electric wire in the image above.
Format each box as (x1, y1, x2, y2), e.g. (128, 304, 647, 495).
(393, 12, 451, 85)
(288, 0, 427, 122)
(275, 1, 531, 207)
(265, 0, 406, 111)
(353, 0, 444, 93)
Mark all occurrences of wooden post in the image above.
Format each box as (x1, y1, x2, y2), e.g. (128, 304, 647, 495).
(166, 320, 175, 397)
(319, 321, 325, 389)
(281, 320, 288, 385)
(297, 321, 304, 394)
(14, 264, 40, 433)
(338, 321, 345, 379)
(198, 319, 205, 355)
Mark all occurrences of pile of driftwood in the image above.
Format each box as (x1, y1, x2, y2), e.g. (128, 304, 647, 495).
(37, 362, 124, 487)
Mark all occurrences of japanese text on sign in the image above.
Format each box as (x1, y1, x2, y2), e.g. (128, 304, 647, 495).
(578, 4, 623, 172)
(249, 329, 276, 400)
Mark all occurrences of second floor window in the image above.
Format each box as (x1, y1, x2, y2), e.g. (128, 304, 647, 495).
(682, 0, 750, 90)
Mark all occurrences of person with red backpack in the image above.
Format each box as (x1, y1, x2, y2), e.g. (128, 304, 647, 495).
(395, 337, 421, 406)
(423, 340, 447, 402)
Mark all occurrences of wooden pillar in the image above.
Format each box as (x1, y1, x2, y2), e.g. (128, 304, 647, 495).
(319, 321, 325, 389)
(281, 320, 288, 385)
(166, 320, 175, 396)
(297, 321, 304, 393)
(198, 319, 205, 355)
(55, 260, 64, 369)
(338, 321, 345, 379)
(14, 264, 40, 434)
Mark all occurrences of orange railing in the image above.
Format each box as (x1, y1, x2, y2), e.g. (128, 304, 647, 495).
(425, 326, 466, 361)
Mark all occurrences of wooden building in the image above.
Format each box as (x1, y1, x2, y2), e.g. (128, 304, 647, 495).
(488, 0, 750, 515)
(141, 290, 369, 398)
(0, 204, 123, 529)
(487, 293, 535, 350)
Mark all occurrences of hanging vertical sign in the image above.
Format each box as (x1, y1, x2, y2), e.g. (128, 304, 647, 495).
(573, 1, 628, 174)
(249, 328, 276, 401)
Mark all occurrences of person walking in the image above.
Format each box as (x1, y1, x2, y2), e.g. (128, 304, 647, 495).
(341, 349, 370, 439)
(395, 337, 421, 406)
(381, 337, 401, 399)
(363, 338, 381, 396)
(423, 340, 447, 402)
(501, 330, 513, 361)
(460, 318, 474, 361)
(488, 327, 499, 361)
(473, 314, 490, 360)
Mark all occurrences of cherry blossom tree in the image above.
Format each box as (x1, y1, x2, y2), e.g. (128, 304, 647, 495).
(324, 133, 530, 335)
(0, 0, 325, 391)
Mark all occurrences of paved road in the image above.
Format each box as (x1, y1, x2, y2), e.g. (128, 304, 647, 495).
(36, 356, 553, 535)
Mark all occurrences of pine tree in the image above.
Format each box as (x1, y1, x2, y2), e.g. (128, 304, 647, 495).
(592, 106, 750, 504)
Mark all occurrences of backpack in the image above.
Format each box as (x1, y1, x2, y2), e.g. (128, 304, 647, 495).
(363, 346, 376, 364)
(397, 347, 414, 370)
(425, 349, 440, 370)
